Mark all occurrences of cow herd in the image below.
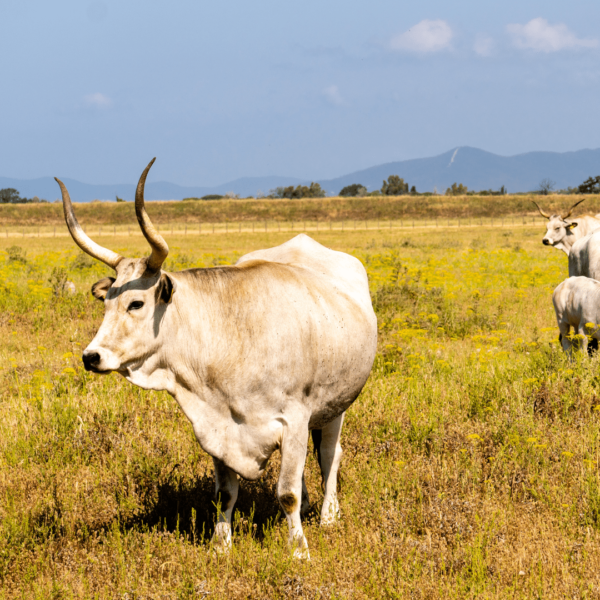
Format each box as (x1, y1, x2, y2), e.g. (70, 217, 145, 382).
(534, 199, 600, 354)
(53, 163, 600, 560)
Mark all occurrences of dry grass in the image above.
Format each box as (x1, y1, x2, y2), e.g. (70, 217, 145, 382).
(0, 227, 599, 598)
(1, 193, 599, 226)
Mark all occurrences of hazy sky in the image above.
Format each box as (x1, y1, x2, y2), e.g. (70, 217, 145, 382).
(2, 0, 600, 186)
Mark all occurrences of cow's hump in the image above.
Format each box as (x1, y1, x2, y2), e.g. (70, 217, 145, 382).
(235, 234, 370, 308)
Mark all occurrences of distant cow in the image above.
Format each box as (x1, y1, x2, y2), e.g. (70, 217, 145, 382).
(533, 199, 600, 255)
(55, 159, 378, 559)
(568, 228, 600, 282)
(552, 276, 600, 355)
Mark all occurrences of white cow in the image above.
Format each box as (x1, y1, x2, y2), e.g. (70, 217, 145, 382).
(533, 199, 600, 255)
(569, 228, 600, 281)
(552, 276, 600, 354)
(55, 159, 378, 558)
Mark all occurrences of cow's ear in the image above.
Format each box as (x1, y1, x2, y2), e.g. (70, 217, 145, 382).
(157, 273, 177, 304)
(567, 222, 578, 229)
(91, 277, 116, 301)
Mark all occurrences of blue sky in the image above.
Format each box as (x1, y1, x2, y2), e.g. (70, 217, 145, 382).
(2, 0, 600, 186)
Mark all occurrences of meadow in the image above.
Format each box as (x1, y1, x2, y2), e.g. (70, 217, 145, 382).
(0, 223, 598, 598)
(0, 193, 598, 227)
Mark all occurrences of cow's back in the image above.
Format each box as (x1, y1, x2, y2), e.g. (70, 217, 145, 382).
(235, 234, 372, 314)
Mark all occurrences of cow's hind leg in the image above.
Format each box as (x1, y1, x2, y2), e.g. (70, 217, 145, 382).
(589, 336, 599, 356)
(212, 457, 239, 552)
(278, 423, 310, 559)
(313, 413, 344, 526)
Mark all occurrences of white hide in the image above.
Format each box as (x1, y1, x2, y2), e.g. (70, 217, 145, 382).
(552, 276, 600, 354)
(83, 234, 378, 557)
(569, 229, 600, 280)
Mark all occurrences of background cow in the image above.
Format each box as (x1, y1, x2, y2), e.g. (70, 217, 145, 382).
(553, 276, 600, 355)
(55, 159, 378, 559)
(533, 199, 600, 255)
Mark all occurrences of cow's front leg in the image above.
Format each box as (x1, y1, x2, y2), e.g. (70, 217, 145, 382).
(314, 413, 344, 525)
(278, 424, 310, 559)
(212, 457, 239, 552)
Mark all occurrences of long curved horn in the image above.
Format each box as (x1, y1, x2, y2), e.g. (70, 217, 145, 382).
(562, 198, 586, 220)
(531, 200, 551, 219)
(135, 158, 169, 274)
(55, 177, 123, 269)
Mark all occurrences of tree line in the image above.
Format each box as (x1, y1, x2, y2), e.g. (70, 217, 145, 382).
(0, 188, 48, 204)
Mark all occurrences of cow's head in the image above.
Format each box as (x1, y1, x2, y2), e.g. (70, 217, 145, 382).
(55, 159, 176, 376)
(532, 199, 586, 250)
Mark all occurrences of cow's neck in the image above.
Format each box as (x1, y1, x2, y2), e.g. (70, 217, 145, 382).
(556, 232, 576, 255)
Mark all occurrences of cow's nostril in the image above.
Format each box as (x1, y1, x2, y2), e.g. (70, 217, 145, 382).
(82, 352, 101, 371)
(543, 239, 550, 245)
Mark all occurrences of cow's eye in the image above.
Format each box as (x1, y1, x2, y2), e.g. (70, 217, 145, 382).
(128, 300, 144, 311)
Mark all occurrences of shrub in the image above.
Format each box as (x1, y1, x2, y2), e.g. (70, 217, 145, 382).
(339, 184, 367, 197)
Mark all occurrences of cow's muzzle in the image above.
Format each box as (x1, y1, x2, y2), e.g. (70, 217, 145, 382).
(542, 239, 551, 245)
(82, 351, 102, 372)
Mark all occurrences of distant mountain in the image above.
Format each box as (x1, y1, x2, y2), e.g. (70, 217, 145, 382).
(317, 147, 600, 195)
(0, 175, 306, 203)
(2, 147, 600, 201)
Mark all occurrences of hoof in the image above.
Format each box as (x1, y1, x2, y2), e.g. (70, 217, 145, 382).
(212, 523, 232, 554)
(293, 546, 311, 560)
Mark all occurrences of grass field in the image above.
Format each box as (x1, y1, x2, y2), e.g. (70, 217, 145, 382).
(0, 224, 599, 598)
(0, 193, 598, 227)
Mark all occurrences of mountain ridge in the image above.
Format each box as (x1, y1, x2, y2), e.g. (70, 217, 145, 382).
(2, 147, 599, 201)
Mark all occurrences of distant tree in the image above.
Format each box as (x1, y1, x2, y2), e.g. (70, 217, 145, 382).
(410, 185, 417, 194)
(381, 175, 409, 195)
(538, 178, 556, 195)
(269, 183, 325, 199)
(0, 188, 22, 203)
(116, 195, 126, 202)
(445, 183, 468, 196)
(339, 183, 367, 197)
(499, 185, 507, 195)
(578, 175, 600, 194)
(201, 194, 224, 200)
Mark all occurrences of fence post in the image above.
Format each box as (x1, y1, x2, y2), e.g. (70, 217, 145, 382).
(252, 222, 255, 233)
(412, 220, 414, 229)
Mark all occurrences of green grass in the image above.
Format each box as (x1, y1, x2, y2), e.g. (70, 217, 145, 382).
(0, 226, 598, 598)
